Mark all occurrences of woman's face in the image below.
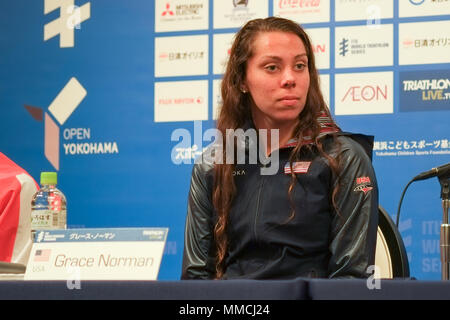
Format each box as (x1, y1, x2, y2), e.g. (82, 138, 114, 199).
(243, 31, 310, 129)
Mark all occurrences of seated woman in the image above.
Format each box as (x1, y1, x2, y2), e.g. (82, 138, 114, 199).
(181, 17, 378, 280)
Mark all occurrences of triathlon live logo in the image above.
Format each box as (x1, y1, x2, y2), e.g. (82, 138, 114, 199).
(400, 70, 450, 112)
(44, 0, 91, 48)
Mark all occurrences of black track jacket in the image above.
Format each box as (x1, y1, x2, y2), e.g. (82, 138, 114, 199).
(181, 130, 379, 280)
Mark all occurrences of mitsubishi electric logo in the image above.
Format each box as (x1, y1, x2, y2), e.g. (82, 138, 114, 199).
(162, 3, 175, 16)
(44, 0, 91, 48)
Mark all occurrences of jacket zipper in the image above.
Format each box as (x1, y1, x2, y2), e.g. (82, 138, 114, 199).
(253, 173, 266, 242)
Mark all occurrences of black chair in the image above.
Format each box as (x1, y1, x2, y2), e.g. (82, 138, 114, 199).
(375, 206, 410, 278)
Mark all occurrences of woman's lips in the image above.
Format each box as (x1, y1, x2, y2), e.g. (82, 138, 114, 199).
(278, 96, 300, 105)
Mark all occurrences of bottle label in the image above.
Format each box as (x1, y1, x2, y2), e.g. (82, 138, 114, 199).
(31, 209, 67, 229)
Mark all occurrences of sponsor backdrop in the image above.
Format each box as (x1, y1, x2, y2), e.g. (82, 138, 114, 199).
(0, 0, 449, 280)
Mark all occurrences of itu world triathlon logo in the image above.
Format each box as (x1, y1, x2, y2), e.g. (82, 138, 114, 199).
(25, 78, 87, 170)
(339, 38, 349, 56)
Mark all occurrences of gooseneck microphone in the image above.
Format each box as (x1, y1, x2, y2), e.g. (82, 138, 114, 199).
(397, 163, 450, 280)
(412, 163, 450, 182)
(396, 162, 450, 227)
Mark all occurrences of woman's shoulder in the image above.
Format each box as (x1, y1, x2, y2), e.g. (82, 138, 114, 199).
(323, 132, 374, 161)
(192, 143, 216, 178)
(339, 132, 373, 154)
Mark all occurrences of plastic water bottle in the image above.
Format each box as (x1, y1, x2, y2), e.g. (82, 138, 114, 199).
(31, 172, 67, 240)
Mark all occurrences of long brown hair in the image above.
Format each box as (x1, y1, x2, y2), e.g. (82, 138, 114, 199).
(213, 17, 340, 279)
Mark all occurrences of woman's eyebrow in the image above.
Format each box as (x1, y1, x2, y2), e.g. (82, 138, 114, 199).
(260, 53, 308, 60)
(294, 53, 308, 59)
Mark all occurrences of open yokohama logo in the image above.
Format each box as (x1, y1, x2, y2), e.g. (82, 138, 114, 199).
(25, 77, 87, 170)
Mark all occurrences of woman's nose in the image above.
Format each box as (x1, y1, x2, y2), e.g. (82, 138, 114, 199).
(281, 70, 296, 88)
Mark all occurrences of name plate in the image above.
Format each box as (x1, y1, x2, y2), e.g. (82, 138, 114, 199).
(24, 227, 168, 281)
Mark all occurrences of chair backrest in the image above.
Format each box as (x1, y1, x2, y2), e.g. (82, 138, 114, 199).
(375, 206, 410, 279)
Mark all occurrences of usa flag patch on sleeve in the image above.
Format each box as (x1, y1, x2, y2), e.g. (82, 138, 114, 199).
(284, 161, 311, 174)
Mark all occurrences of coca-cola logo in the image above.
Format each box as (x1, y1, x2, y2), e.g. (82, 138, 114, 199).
(278, 0, 320, 9)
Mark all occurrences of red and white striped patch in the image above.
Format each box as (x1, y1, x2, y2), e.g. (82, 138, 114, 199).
(284, 161, 311, 174)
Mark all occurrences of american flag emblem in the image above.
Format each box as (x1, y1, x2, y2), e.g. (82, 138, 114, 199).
(284, 161, 311, 174)
(34, 249, 51, 262)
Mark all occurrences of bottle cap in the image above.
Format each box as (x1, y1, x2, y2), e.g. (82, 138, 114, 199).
(40, 172, 57, 185)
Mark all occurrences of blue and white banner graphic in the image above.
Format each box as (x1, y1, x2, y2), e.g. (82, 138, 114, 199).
(1, 0, 449, 280)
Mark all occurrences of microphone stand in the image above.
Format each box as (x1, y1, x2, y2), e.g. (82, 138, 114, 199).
(439, 173, 450, 280)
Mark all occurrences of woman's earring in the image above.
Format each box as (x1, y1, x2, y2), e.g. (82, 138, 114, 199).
(241, 87, 247, 93)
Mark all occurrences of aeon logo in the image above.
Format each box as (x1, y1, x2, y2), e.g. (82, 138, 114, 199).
(342, 85, 388, 102)
(44, 0, 91, 48)
(278, 0, 320, 8)
(25, 78, 87, 170)
(312, 43, 326, 54)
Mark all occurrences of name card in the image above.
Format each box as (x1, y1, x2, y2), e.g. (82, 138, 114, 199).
(24, 227, 168, 281)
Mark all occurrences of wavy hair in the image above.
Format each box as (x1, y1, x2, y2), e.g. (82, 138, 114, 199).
(213, 17, 340, 279)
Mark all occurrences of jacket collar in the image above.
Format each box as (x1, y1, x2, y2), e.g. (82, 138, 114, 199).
(280, 112, 340, 149)
(237, 112, 340, 151)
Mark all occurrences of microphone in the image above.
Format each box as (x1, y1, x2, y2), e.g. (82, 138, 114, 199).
(412, 162, 450, 182)
(396, 162, 450, 227)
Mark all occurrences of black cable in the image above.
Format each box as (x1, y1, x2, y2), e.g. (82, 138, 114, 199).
(396, 178, 415, 228)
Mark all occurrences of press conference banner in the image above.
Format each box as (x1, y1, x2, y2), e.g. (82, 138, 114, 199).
(0, 0, 449, 280)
